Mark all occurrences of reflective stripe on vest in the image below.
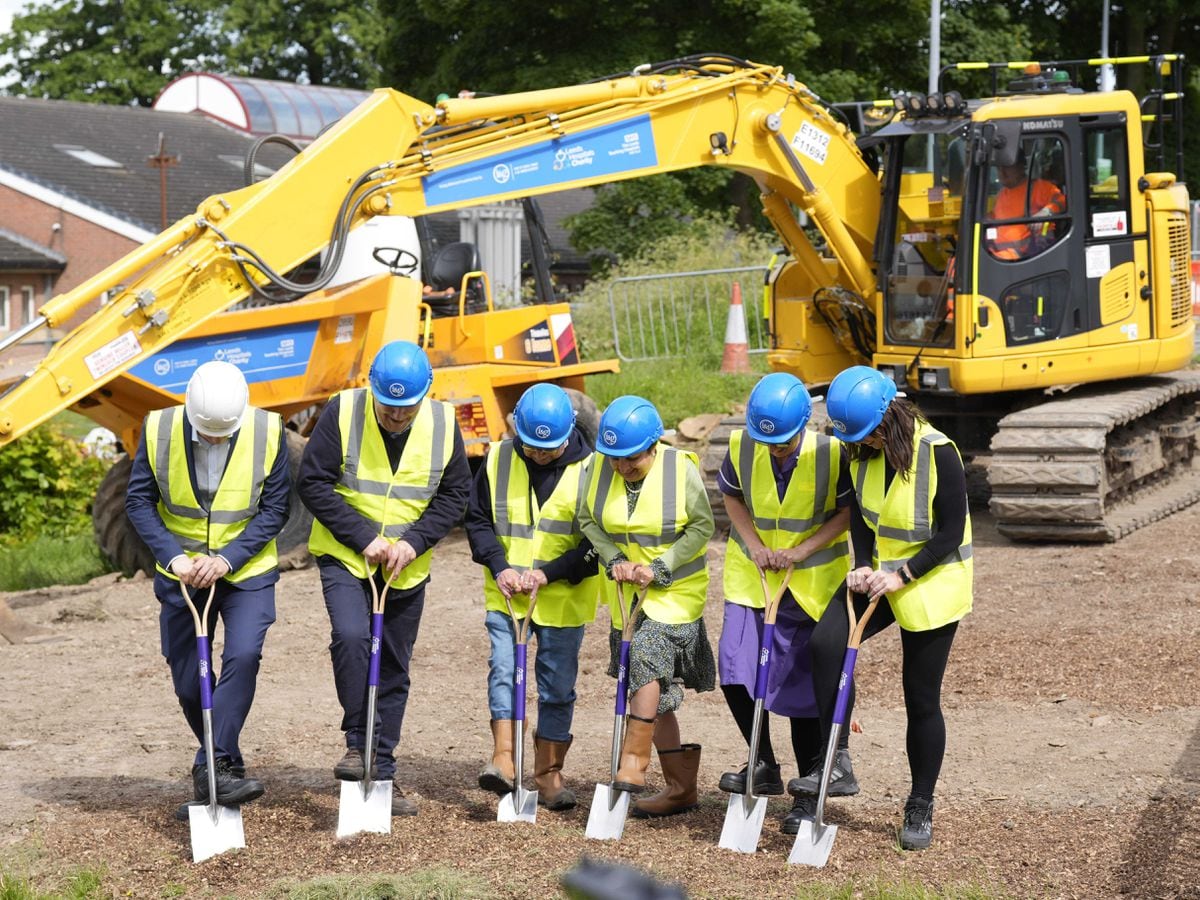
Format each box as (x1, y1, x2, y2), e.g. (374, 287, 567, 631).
(723, 429, 849, 621)
(585, 446, 708, 625)
(307, 389, 454, 585)
(850, 422, 973, 631)
(482, 440, 601, 627)
(145, 405, 281, 582)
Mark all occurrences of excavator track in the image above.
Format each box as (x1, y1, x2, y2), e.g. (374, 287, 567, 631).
(989, 371, 1200, 541)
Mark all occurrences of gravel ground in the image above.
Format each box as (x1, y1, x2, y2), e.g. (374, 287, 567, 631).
(1, 506, 1198, 898)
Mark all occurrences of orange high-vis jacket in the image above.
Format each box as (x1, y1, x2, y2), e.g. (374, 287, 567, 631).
(989, 179, 1066, 260)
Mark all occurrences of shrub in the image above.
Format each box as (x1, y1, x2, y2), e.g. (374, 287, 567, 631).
(0, 424, 109, 540)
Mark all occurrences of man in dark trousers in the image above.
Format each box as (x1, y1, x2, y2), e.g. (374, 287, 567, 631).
(298, 340, 470, 816)
(126, 360, 290, 820)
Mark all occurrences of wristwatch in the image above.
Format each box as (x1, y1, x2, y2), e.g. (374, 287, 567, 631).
(898, 567, 912, 585)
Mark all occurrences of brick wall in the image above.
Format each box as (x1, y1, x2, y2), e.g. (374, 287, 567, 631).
(0, 183, 139, 331)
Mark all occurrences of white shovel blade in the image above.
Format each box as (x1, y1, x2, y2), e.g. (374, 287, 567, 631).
(787, 818, 838, 867)
(336, 779, 393, 838)
(188, 803, 245, 863)
(497, 787, 538, 823)
(585, 784, 630, 841)
(718, 793, 768, 854)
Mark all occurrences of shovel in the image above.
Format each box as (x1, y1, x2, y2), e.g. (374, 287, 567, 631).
(336, 566, 397, 838)
(179, 580, 246, 863)
(788, 590, 881, 867)
(585, 582, 647, 841)
(719, 564, 794, 854)
(497, 585, 539, 823)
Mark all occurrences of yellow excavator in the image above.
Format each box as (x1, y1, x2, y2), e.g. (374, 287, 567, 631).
(0, 53, 1191, 570)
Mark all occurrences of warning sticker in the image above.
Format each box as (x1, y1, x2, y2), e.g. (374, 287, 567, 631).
(334, 315, 355, 345)
(1091, 210, 1128, 238)
(84, 332, 142, 380)
(1085, 244, 1112, 279)
(791, 122, 830, 165)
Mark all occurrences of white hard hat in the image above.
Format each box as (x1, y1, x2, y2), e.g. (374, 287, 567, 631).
(185, 361, 248, 438)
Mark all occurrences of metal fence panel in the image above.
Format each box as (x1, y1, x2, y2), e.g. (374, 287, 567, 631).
(607, 266, 769, 361)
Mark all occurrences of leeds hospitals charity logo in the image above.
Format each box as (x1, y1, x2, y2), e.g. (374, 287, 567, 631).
(492, 163, 512, 185)
(758, 418, 775, 435)
(389, 383, 406, 398)
(602, 429, 618, 446)
(535, 424, 552, 439)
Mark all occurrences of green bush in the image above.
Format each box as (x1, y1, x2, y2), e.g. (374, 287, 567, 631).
(0, 424, 109, 541)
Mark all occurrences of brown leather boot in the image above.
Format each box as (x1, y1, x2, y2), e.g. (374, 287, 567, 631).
(478, 719, 515, 796)
(632, 743, 701, 818)
(612, 715, 655, 793)
(533, 734, 577, 811)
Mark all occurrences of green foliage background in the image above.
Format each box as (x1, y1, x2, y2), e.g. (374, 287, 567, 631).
(0, 425, 107, 539)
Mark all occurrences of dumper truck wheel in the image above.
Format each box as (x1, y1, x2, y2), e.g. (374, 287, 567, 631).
(276, 430, 313, 569)
(563, 388, 600, 449)
(93, 454, 156, 577)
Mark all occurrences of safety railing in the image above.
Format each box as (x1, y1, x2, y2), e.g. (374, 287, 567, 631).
(606, 266, 770, 362)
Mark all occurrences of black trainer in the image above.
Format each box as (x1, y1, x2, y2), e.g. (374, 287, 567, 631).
(780, 795, 817, 835)
(334, 747, 369, 781)
(192, 759, 264, 806)
(899, 795, 934, 850)
(787, 749, 859, 797)
(718, 760, 785, 796)
(175, 761, 249, 821)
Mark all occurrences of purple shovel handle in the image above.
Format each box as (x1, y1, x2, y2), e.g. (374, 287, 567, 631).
(367, 611, 384, 688)
(513, 642, 528, 722)
(832, 647, 859, 726)
(196, 635, 214, 711)
(614, 640, 632, 716)
(752, 622, 775, 701)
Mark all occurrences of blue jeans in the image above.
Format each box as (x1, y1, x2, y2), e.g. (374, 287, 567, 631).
(484, 609, 584, 743)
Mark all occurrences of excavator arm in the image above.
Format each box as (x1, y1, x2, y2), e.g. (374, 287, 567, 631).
(0, 55, 880, 446)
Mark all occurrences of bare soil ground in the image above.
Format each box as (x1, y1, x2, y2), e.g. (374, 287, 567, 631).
(1, 507, 1198, 898)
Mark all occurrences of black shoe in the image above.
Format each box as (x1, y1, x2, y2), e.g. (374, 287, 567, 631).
(334, 748, 367, 781)
(192, 760, 264, 806)
(900, 795, 934, 850)
(780, 795, 817, 835)
(718, 760, 785, 796)
(391, 783, 418, 817)
(787, 749, 859, 797)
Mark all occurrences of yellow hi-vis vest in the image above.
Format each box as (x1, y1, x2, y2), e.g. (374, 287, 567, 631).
(307, 389, 455, 586)
(585, 446, 709, 625)
(723, 428, 849, 621)
(145, 405, 282, 583)
(482, 440, 601, 627)
(851, 421, 973, 631)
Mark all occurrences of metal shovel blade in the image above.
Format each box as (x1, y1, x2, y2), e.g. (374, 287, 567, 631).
(497, 786, 538, 823)
(788, 818, 838, 867)
(585, 784, 630, 840)
(335, 779, 393, 838)
(187, 803, 245, 863)
(718, 792, 768, 854)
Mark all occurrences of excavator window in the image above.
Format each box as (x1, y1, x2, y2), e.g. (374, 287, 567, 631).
(1083, 126, 1130, 238)
(999, 271, 1071, 345)
(984, 136, 1069, 261)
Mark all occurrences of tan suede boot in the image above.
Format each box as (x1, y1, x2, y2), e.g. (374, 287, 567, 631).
(612, 715, 656, 793)
(632, 743, 701, 818)
(478, 719, 515, 796)
(533, 735, 577, 811)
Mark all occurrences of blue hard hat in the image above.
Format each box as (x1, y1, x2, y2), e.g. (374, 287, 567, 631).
(745, 373, 812, 444)
(596, 395, 664, 457)
(826, 366, 898, 442)
(514, 383, 575, 449)
(368, 340, 433, 407)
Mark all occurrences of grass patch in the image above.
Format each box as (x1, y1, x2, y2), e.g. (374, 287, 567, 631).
(586, 356, 767, 429)
(269, 869, 492, 900)
(0, 534, 113, 592)
(0, 867, 105, 900)
(797, 874, 1010, 900)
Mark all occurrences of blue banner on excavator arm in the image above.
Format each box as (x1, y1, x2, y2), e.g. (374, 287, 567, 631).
(128, 322, 320, 394)
(422, 115, 658, 206)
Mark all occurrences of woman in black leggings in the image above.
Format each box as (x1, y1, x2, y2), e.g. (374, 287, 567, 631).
(800, 365, 972, 851)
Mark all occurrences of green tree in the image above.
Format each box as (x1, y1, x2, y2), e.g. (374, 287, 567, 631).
(0, 0, 222, 106)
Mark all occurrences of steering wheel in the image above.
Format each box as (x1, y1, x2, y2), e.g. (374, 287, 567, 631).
(372, 247, 419, 276)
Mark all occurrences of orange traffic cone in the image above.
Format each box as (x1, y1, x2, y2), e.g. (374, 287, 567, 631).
(720, 281, 751, 374)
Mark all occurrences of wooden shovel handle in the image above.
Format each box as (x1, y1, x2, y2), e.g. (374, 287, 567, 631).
(178, 580, 216, 639)
(614, 581, 648, 642)
(757, 564, 795, 627)
(846, 590, 882, 651)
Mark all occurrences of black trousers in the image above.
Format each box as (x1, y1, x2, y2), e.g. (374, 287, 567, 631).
(810, 583, 959, 799)
(319, 559, 425, 779)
